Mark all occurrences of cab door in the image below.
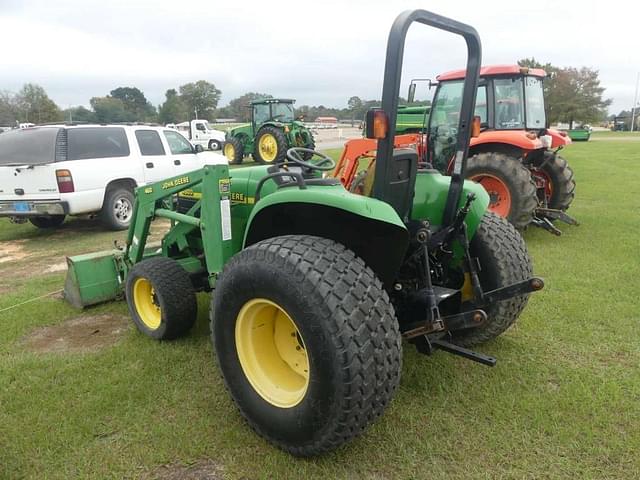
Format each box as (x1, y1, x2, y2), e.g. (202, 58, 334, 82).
(134, 129, 175, 183)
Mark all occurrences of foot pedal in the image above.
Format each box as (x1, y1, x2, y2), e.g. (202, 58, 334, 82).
(430, 338, 496, 367)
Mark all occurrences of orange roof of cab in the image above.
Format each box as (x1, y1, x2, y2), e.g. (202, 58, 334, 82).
(437, 65, 547, 81)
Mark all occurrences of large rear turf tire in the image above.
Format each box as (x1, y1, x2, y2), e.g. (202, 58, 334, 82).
(29, 215, 65, 229)
(254, 126, 288, 164)
(533, 151, 576, 212)
(126, 257, 197, 340)
(452, 212, 533, 347)
(224, 137, 244, 164)
(211, 235, 402, 456)
(466, 152, 538, 230)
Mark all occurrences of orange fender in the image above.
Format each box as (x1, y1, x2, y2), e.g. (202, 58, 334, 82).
(546, 128, 572, 148)
(470, 130, 543, 152)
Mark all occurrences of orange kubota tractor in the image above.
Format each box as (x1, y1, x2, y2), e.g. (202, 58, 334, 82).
(334, 65, 578, 235)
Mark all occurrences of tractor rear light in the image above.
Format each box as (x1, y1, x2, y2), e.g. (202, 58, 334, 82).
(471, 116, 481, 137)
(365, 109, 388, 139)
(526, 132, 537, 140)
(559, 131, 568, 137)
(284, 125, 290, 133)
(56, 169, 75, 193)
(540, 135, 552, 148)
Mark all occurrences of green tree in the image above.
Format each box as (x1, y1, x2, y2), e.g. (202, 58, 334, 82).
(110, 86, 157, 122)
(347, 96, 364, 125)
(179, 80, 221, 120)
(14, 83, 63, 123)
(0, 91, 18, 125)
(90, 97, 135, 123)
(518, 58, 611, 128)
(62, 106, 95, 123)
(158, 89, 188, 124)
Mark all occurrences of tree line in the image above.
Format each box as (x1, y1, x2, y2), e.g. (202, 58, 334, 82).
(0, 62, 615, 127)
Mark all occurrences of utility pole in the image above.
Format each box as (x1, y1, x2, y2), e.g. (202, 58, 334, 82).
(631, 72, 639, 132)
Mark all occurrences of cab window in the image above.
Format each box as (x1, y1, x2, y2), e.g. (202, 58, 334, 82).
(163, 130, 193, 155)
(494, 77, 525, 129)
(475, 86, 487, 124)
(253, 104, 270, 125)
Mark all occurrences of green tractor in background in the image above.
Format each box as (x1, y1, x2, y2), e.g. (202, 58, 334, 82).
(223, 98, 315, 164)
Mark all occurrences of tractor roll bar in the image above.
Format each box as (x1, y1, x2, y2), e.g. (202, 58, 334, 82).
(372, 9, 482, 226)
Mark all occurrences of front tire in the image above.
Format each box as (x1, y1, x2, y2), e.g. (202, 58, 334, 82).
(29, 215, 65, 229)
(125, 257, 197, 340)
(208, 139, 222, 151)
(100, 187, 134, 230)
(224, 137, 244, 164)
(211, 235, 402, 456)
(533, 151, 576, 212)
(452, 213, 533, 347)
(466, 152, 538, 230)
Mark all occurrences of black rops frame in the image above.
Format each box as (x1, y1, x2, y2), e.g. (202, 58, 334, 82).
(372, 9, 482, 226)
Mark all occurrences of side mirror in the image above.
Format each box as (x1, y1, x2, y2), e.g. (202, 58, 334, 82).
(194, 144, 204, 153)
(365, 109, 389, 139)
(471, 116, 482, 138)
(407, 83, 417, 103)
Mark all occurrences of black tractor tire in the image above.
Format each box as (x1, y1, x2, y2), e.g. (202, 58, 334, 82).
(534, 151, 576, 211)
(452, 212, 533, 347)
(126, 257, 197, 340)
(211, 235, 402, 456)
(224, 136, 244, 164)
(100, 186, 135, 231)
(254, 126, 288, 164)
(301, 132, 316, 161)
(466, 152, 538, 230)
(29, 215, 66, 229)
(208, 139, 222, 151)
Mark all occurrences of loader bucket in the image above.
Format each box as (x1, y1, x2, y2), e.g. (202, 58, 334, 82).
(64, 250, 124, 309)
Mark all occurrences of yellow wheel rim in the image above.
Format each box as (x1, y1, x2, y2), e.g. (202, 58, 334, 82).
(258, 134, 278, 162)
(224, 143, 235, 160)
(132, 278, 161, 329)
(235, 298, 309, 408)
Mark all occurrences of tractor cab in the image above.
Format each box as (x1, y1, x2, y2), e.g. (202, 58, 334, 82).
(250, 98, 296, 129)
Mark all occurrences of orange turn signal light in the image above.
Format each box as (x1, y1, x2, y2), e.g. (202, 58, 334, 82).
(365, 109, 388, 139)
(471, 116, 481, 138)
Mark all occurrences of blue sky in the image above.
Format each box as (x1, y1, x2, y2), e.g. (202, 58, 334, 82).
(0, 0, 637, 114)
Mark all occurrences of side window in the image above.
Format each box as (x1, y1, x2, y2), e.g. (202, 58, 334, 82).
(67, 127, 129, 160)
(475, 86, 487, 124)
(163, 130, 194, 155)
(135, 130, 165, 156)
(195, 122, 206, 131)
(253, 104, 270, 125)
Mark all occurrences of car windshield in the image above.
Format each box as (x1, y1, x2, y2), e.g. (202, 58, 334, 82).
(524, 76, 546, 129)
(271, 103, 294, 122)
(0, 127, 59, 165)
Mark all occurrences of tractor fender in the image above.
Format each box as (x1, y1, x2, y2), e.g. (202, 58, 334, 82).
(546, 128, 572, 148)
(243, 186, 409, 288)
(470, 131, 543, 154)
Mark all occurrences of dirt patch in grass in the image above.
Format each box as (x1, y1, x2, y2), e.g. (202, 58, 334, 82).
(144, 460, 224, 480)
(22, 314, 129, 354)
(0, 240, 30, 264)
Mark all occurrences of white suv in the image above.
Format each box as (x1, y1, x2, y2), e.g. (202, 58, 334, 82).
(0, 124, 226, 230)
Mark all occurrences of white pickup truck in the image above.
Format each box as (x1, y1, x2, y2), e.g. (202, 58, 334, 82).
(167, 120, 226, 151)
(0, 124, 226, 230)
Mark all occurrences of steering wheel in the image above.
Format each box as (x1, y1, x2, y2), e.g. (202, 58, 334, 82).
(285, 148, 336, 172)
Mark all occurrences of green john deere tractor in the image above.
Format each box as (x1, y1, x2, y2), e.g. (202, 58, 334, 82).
(64, 9, 543, 456)
(223, 98, 315, 164)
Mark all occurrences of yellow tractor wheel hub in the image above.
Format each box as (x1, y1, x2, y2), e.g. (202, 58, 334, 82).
(235, 298, 309, 408)
(224, 143, 235, 160)
(132, 278, 161, 329)
(258, 134, 278, 162)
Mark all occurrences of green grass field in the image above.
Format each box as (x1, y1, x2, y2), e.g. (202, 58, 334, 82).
(1, 132, 639, 479)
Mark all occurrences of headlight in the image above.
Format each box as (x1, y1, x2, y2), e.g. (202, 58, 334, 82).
(540, 135, 552, 149)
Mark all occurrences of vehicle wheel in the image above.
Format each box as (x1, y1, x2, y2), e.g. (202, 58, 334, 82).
(532, 151, 576, 212)
(224, 137, 244, 164)
(125, 257, 197, 340)
(452, 212, 533, 347)
(100, 186, 134, 230)
(254, 126, 287, 164)
(29, 215, 66, 229)
(300, 132, 316, 161)
(211, 235, 402, 456)
(208, 139, 222, 151)
(466, 152, 538, 230)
